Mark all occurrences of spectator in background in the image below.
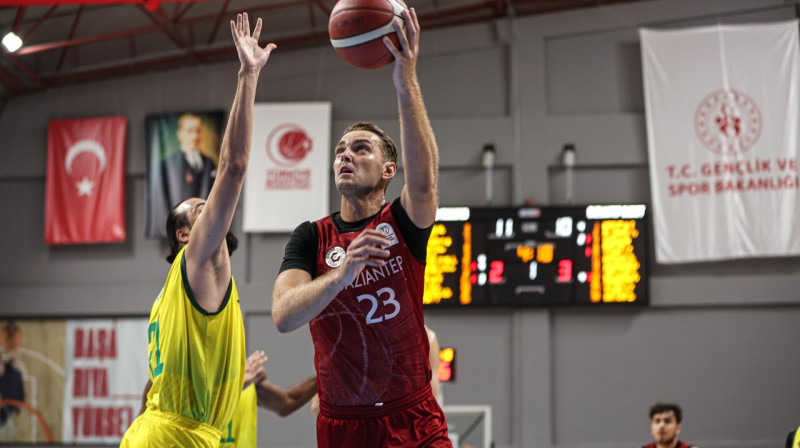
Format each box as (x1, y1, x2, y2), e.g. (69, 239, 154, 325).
(0, 349, 25, 436)
(643, 402, 698, 448)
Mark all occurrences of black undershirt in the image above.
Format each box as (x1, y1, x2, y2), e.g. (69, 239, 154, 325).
(278, 197, 432, 276)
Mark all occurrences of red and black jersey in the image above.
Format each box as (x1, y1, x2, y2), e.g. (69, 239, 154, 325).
(643, 441, 695, 448)
(308, 201, 431, 408)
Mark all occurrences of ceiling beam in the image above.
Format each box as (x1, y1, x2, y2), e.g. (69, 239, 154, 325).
(206, 0, 230, 45)
(56, 4, 84, 72)
(311, 0, 330, 17)
(6, 55, 43, 88)
(12, 7, 27, 32)
(417, 2, 495, 24)
(137, 4, 202, 63)
(17, 23, 164, 56)
(40, 29, 330, 88)
(174, 2, 195, 22)
(23, 5, 58, 39)
(16, 0, 316, 58)
(0, 63, 29, 95)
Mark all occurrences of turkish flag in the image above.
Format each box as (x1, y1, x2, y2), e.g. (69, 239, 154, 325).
(45, 117, 127, 244)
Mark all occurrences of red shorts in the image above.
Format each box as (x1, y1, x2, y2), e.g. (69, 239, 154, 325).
(317, 385, 452, 448)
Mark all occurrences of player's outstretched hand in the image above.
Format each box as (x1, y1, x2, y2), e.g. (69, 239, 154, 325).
(231, 13, 277, 74)
(383, 7, 419, 90)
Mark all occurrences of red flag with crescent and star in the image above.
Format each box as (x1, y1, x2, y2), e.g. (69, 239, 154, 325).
(45, 116, 127, 244)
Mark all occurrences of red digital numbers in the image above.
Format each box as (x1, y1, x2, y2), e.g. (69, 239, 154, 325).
(439, 347, 456, 382)
(488, 260, 504, 284)
(557, 259, 572, 283)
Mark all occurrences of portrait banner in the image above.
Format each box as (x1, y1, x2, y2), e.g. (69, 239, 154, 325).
(243, 102, 331, 232)
(641, 21, 800, 263)
(145, 111, 224, 238)
(45, 116, 127, 245)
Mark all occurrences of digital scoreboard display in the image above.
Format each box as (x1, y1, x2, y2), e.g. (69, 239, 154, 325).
(423, 204, 648, 307)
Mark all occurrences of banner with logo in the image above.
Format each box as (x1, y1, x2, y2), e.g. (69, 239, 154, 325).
(0, 318, 148, 445)
(641, 21, 800, 263)
(243, 102, 331, 232)
(45, 117, 127, 245)
(145, 110, 224, 238)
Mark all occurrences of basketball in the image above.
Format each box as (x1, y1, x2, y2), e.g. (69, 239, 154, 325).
(329, 0, 408, 69)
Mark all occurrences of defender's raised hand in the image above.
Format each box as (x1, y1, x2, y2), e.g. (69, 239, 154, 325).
(243, 350, 268, 389)
(231, 13, 276, 73)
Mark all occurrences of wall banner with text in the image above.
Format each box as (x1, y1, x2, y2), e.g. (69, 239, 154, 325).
(0, 318, 148, 445)
(641, 20, 800, 263)
(61, 319, 149, 444)
(243, 102, 331, 232)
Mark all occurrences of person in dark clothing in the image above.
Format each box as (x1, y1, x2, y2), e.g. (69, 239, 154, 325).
(0, 356, 25, 427)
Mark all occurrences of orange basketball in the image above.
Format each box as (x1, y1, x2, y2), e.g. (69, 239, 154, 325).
(329, 0, 407, 69)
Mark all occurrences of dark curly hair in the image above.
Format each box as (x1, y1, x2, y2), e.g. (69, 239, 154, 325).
(649, 402, 682, 423)
(165, 201, 239, 264)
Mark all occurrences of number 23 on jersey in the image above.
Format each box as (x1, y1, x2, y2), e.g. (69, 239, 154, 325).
(357, 287, 400, 325)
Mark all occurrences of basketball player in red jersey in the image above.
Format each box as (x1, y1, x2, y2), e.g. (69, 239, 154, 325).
(271, 7, 450, 447)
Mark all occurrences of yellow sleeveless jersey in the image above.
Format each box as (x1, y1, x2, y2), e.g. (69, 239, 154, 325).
(220, 384, 258, 447)
(793, 426, 800, 448)
(122, 246, 246, 447)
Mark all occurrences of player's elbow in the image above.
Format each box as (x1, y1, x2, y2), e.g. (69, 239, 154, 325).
(218, 159, 247, 180)
(276, 405, 293, 417)
(274, 319, 293, 334)
(271, 306, 293, 334)
(408, 179, 437, 197)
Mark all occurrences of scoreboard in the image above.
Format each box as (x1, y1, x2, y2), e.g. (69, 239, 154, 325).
(423, 204, 648, 307)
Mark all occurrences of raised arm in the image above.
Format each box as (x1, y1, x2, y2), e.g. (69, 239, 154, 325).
(384, 8, 439, 228)
(256, 374, 318, 417)
(185, 13, 276, 312)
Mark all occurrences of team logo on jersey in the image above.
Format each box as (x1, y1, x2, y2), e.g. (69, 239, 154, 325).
(325, 246, 346, 267)
(375, 223, 398, 248)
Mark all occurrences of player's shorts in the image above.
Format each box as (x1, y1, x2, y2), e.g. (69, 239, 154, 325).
(317, 384, 452, 448)
(120, 409, 221, 448)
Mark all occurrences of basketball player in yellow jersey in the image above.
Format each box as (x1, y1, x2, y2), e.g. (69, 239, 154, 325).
(219, 350, 317, 447)
(121, 13, 276, 448)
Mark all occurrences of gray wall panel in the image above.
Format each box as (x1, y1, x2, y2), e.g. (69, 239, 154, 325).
(1, 1, 799, 447)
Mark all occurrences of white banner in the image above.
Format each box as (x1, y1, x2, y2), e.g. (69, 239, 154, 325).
(244, 102, 332, 232)
(61, 319, 149, 443)
(641, 21, 800, 263)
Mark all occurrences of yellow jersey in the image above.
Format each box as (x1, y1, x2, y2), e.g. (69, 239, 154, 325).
(122, 247, 246, 447)
(220, 385, 258, 447)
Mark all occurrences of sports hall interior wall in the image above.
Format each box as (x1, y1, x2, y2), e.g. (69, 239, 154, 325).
(0, 0, 798, 447)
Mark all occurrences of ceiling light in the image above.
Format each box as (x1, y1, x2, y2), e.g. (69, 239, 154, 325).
(2, 32, 22, 53)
